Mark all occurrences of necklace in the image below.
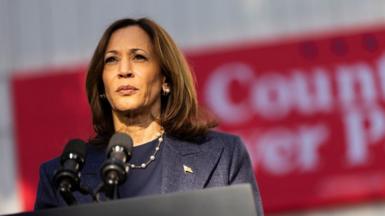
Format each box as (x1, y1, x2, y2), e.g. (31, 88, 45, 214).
(128, 130, 164, 169)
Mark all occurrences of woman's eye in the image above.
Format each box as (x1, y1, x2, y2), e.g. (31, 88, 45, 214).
(133, 54, 147, 61)
(104, 56, 118, 64)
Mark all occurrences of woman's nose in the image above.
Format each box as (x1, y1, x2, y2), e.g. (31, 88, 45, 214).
(118, 60, 134, 78)
(118, 70, 134, 78)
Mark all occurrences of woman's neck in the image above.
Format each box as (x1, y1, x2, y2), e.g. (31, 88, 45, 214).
(112, 111, 163, 147)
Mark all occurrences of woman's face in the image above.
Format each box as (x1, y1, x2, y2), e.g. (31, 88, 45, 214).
(102, 26, 164, 116)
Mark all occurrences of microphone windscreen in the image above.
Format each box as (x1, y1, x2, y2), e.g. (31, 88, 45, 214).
(107, 133, 133, 156)
(61, 139, 87, 163)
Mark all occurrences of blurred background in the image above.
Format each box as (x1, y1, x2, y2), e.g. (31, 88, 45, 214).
(2, 0, 385, 215)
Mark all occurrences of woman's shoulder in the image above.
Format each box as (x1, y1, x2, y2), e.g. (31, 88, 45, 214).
(205, 130, 241, 142)
(168, 130, 243, 152)
(204, 130, 247, 153)
(38, 157, 60, 187)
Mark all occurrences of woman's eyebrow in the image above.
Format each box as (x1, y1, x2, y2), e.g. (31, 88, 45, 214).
(105, 50, 119, 55)
(130, 48, 148, 54)
(105, 48, 149, 56)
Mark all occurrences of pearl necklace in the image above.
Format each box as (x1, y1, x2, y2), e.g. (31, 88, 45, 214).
(128, 130, 164, 169)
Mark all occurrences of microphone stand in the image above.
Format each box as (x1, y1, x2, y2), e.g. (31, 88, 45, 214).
(94, 170, 123, 201)
(57, 181, 98, 205)
(95, 157, 129, 201)
(57, 180, 77, 205)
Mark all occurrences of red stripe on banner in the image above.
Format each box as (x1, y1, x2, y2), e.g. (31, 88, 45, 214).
(11, 25, 385, 213)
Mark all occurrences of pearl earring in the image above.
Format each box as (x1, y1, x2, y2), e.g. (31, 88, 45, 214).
(99, 94, 106, 99)
(162, 88, 170, 96)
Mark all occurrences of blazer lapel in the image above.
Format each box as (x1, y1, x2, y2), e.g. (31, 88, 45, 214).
(161, 135, 223, 194)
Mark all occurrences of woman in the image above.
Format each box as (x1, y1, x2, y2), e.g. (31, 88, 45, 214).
(35, 17, 264, 215)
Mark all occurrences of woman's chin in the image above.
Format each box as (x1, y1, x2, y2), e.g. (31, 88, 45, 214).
(111, 100, 160, 117)
(116, 106, 139, 113)
(112, 101, 140, 111)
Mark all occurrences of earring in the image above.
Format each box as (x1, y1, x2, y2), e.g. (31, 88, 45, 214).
(162, 88, 170, 96)
(99, 93, 106, 99)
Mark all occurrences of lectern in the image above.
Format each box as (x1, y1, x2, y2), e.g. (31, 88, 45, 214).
(7, 184, 258, 216)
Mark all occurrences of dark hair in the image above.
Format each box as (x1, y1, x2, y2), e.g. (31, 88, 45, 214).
(86, 17, 216, 145)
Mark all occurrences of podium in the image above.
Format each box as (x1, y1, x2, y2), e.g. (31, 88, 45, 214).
(8, 184, 258, 216)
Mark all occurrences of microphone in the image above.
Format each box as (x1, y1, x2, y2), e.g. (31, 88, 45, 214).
(53, 139, 87, 205)
(99, 133, 132, 199)
(101, 133, 133, 186)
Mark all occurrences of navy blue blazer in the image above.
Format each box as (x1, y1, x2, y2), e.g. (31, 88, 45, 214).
(35, 131, 264, 215)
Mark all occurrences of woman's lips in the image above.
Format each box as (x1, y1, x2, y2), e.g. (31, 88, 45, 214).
(116, 85, 138, 95)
